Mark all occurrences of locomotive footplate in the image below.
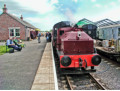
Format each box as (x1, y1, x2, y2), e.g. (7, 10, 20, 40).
(59, 68, 96, 75)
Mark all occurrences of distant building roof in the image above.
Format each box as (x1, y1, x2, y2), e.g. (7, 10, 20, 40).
(116, 21, 120, 24)
(78, 18, 94, 24)
(95, 18, 118, 27)
(0, 4, 36, 29)
(6, 13, 36, 29)
(76, 18, 95, 27)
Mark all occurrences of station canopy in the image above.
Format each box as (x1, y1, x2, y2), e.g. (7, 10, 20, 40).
(95, 18, 118, 27)
(35, 28, 40, 31)
(76, 18, 95, 27)
(116, 21, 120, 24)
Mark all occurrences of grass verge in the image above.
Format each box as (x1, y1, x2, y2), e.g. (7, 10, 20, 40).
(0, 45, 10, 55)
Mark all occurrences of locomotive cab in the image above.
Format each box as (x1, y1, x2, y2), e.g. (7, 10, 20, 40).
(52, 21, 71, 47)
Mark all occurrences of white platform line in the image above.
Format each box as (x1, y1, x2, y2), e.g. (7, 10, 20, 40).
(51, 42, 58, 90)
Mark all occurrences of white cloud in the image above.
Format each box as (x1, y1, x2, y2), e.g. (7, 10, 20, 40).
(104, 5, 108, 9)
(25, 13, 66, 31)
(95, 4, 101, 8)
(50, 0, 58, 5)
(91, 0, 96, 2)
(12, 13, 21, 17)
(110, 2, 116, 6)
(91, 8, 120, 21)
(12, 0, 57, 14)
(72, 0, 78, 3)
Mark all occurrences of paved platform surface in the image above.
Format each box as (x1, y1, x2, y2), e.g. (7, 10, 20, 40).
(31, 43, 55, 90)
(0, 37, 46, 90)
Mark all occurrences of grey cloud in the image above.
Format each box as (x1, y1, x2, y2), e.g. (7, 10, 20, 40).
(0, 0, 39, 15)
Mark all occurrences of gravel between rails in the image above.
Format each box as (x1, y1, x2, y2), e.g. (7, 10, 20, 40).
(93, 57, 120, 90)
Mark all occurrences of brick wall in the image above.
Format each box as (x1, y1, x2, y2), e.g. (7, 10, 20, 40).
(0, 13, 26, 41)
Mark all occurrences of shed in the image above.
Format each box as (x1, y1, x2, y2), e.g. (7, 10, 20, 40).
(96, 19, 120, 40)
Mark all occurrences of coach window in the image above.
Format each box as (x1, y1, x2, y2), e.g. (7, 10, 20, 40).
(9, 28, 20, 37)
(118, 28, 120, 36)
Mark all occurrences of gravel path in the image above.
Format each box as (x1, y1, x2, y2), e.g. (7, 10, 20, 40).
(93, 58, 120, 90)
(0, 37, 46, 90)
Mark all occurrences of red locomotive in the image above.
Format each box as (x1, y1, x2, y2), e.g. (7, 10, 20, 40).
(52, 21, 101, 74)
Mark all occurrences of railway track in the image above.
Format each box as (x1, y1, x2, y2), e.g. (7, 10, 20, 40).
(59, 74, 107, 90)
(53, 47, 109, 90)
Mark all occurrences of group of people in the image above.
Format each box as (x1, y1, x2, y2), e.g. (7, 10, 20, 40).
(6, 37, 22, 51)
(37, 32, 52, 43)
(45, 32, 51, 42)
(7, 32, 52, 52)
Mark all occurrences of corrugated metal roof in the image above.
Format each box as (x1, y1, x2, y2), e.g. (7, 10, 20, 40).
(6, 13, 36, 29)
(116, 21, 120, 24)
(95, 19, 118, 27)
(78, 18, 94, 24)
(76, 18, 95, 27)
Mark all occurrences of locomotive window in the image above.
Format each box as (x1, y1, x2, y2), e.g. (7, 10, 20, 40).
(54, 31, 57, 37)
(60, 31, 64, 36)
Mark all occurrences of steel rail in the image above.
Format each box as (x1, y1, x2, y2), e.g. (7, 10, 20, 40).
(89, 73, 107, 90)
(66, 75, 74, 90)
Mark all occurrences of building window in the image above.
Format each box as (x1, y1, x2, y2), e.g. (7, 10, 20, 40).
(9, 28, 20, 37)
(10, 29, 14, 37)
(15, 29, 20, 36)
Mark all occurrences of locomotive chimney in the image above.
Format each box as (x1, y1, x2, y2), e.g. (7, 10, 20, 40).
(20, 15, 23, 20)
(3, 4, 7, 13)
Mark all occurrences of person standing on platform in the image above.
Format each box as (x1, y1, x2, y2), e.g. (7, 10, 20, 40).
(48, 32, 51, 42)
(45, 32, 49, 42)
(37, 32, 41, 43)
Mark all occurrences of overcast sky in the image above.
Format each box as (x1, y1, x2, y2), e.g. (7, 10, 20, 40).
(0, 0, 120, 31)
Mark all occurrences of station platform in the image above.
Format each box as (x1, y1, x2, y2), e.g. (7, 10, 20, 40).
(31, 43, 57, 90)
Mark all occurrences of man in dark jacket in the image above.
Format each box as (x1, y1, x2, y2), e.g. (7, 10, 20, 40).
(48, 32, 51, 42)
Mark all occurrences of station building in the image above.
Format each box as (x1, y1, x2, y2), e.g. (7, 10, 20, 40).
(0, 4, 36, 41)
(95, 19, 120, 40)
